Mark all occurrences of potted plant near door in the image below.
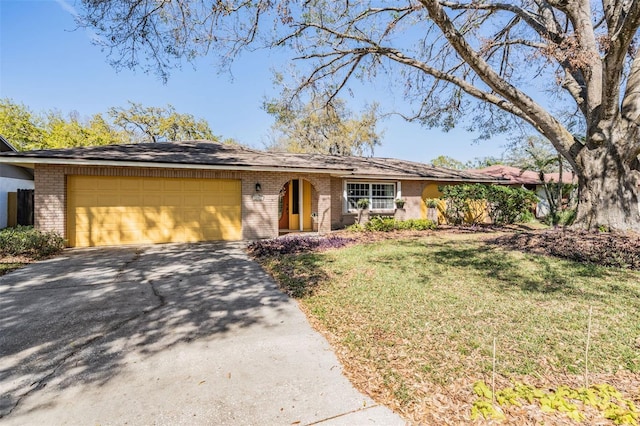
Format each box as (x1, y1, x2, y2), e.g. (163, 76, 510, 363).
(394, 198, 406, 220)
(425, 198, 440, 223)
(356, 198, 370, 224)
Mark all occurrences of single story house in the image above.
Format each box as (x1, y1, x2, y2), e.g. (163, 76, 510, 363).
(0, 141, 502, 247)
(0, 135, 35, 228)
(471, 164, 578, 217)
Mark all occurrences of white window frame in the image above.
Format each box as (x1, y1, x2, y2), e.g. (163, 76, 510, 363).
(343, 181, 399, 213)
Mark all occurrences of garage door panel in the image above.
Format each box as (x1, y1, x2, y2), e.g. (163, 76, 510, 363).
(163, 180, 184, 191)
(67, 176, 242, 247)
(119, 195, 141, 206)
(97, 195, 124, 207)
(163, 194, 182, 205)
(143, 194, 163, 207)
(143, 180, 163, 191)
(96, 179, 119, 191)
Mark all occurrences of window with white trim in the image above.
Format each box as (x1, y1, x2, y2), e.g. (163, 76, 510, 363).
(346, 182, 396, 212)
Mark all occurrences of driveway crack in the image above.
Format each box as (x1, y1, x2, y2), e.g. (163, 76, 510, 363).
(2, 247, 170, 419)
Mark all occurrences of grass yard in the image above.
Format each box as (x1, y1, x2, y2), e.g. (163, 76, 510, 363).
(260, 232, 640, 424)
(0, 262, 24, 276)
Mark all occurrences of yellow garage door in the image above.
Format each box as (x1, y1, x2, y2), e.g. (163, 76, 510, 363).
(67, 176, 242, 247)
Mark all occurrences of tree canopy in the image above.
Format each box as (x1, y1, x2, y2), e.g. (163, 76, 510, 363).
(108, 102, 216, 143)
(77, 1, 640, 231)
(264, 96, 381, 156)
(0, 98, 218, 150)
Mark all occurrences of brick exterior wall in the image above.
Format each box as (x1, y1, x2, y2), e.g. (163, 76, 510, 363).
(329, 178, 427, 229)
(34, 165, 332, 243)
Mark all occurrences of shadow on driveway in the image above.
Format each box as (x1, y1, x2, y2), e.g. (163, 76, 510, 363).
(1, 241, 405, 425)
(0, 241, 289, 417)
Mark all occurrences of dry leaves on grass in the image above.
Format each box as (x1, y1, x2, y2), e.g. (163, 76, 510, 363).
(490, 229, 640, 270)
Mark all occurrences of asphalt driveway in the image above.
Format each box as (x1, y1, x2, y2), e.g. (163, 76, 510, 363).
(0, 242, 404, 425)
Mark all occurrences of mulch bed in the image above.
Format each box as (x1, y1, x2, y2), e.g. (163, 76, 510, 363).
(489, 229, 640, 270)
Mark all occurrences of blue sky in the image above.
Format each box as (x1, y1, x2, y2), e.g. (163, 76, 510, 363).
(0, 0, 509, 163)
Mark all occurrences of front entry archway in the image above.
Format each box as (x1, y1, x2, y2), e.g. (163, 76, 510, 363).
(279, 179, 314, 233)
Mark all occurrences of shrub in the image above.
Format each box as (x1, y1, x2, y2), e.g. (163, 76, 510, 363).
(348, 217, 437, 232)
(440, 184, 488, 225)
(543, 209, 577, 226)
(0, 226, 65, 259)
(485, 185, 538, 225)
(364, 216, 397, 232)
(247, 234, 353, 257)
(441, 184, 537, 225)
(399, 219, 437, 231)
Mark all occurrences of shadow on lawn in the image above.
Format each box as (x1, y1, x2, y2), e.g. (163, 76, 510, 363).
(263, 252, 331, 298)
(0, 241, 290, 418)
(383, 238, 638, 301)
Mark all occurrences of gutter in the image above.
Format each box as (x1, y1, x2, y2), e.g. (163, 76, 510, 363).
(0, 157, 353, 175)
(336, 173, 507, 184)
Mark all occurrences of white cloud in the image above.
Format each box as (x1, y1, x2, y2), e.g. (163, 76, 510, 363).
(54, 0, 104, 44)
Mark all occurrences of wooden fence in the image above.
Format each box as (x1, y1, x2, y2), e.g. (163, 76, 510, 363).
(17, 189, 34, 226)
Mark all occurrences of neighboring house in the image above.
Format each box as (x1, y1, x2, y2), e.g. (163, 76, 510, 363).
(0, 135, 35, 228)
(472, 165, 577, 217)
(0, 141, 502, 247)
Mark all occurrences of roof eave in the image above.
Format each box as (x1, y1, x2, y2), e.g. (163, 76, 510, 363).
(0, 157, 352, 174)
(336, 173, 505, 183)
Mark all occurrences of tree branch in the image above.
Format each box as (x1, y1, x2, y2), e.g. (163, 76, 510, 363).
(422, 0, 577, 159)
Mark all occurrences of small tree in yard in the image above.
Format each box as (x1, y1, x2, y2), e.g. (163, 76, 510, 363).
(78, 1, 640, 232)
(442, 184, 536, 225)
(485, 185, 538, 225)
(441, 184, 489, 225)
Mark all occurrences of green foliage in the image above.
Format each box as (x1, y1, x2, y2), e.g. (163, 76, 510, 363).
(430, 155, 467, 170)
(485, 185, 538, 225)
(441, 184, 537, 225)
(108, 101, 217, 143)
(356, 198, 370, 209)
(543, 209, 577, 226)
(424, 198, 439, 208)
(430, 155, 505, 170)
(0, 226, 65, 259)
(0, 98, 219, 150)
(470, 382, 506, 420)
(347, 216, 437, 232)
(472, 381, 639, 424)
(364, 216, 397, 231)
(440, 184, 488, 225)
(0, 98, 46, 150)
(397, 219, 437, 230)
(264, 94, 381, 156)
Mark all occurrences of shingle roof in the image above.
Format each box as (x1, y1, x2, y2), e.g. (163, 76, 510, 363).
(472, 165, 577, 185)
(0, 140, 504, 182)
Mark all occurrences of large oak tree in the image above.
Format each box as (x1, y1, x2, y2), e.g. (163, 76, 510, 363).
(79, 0, 640, 231)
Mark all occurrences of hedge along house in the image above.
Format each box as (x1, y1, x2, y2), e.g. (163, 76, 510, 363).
(0, 141, 502, 247)
(471, 165, 578, 218)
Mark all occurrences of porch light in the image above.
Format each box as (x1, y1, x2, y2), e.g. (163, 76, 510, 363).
(255, 182, 262, 192)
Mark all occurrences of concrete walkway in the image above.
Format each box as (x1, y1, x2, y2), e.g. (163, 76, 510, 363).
(0, 242, 405, 425)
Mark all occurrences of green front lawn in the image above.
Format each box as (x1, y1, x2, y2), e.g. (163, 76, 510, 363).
(260, 232, 640, 423)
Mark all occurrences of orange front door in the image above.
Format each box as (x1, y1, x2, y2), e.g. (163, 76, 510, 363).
(279, 182, 290, 229)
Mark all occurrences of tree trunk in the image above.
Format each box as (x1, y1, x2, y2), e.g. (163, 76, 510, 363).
(574, 142, 640, 232)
